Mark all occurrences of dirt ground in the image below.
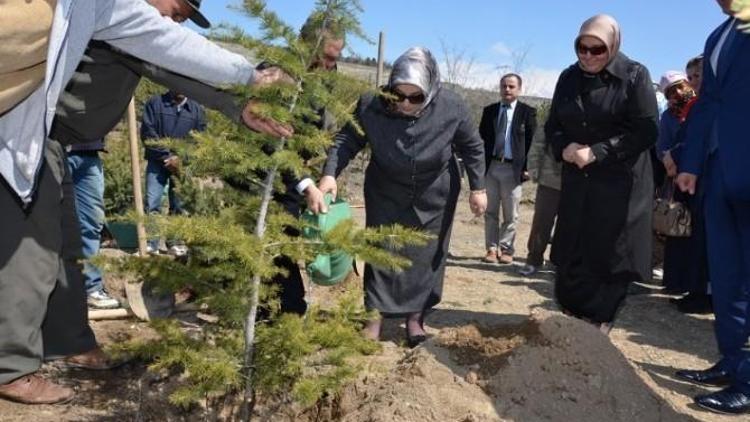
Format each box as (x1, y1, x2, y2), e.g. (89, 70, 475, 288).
(0, 183, 728, 422)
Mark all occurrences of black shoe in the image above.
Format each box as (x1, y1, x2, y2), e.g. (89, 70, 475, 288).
(676, 294, 713, 314)
(695, 387, 750, 415)
(406, 333, 426, 348)
(405, 313, 426, 348)
(676, 365, 731, 387)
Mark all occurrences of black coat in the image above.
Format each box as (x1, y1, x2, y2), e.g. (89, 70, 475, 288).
(323, 89, 485, 314)
(479, 101, 537, 184)
(545, 53, 659, 322)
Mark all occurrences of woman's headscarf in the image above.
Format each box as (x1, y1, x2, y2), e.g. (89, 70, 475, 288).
(575, 14, 621, 64)
(387, 47, 441, 114)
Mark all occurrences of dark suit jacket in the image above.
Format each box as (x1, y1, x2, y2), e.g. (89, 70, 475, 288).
(681, 18, 750, 202)
(479, 100, 537, 184)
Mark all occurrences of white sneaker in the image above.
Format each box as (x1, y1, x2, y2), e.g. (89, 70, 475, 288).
(518, 264, 538, 277)
(168, 244, 188, 257)
(87, 290, 121, 309)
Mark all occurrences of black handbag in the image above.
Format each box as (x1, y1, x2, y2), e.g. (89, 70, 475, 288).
(653, 178, 692, 237)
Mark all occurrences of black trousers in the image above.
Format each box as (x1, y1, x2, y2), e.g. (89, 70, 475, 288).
(0, 141, 96, 384)
(271, 255, 307, 316)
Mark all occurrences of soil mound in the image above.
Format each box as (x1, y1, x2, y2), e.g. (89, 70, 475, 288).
(487, 311, 692, 422)
(333, 311, 694, 422)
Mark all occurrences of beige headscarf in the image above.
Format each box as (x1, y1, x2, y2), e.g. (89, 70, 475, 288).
(575, 14, 621, 64)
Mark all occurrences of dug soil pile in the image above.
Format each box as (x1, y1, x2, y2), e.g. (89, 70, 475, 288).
(331, 310, 694, 422)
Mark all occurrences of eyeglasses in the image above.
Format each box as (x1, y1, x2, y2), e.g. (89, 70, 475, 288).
(576, 43, 608, 57)
(390, 89, 426, 105)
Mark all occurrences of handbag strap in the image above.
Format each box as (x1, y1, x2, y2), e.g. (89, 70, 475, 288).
(660, 177, 676, 202)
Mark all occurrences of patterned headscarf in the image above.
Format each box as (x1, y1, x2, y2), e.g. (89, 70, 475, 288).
(388, 47, 441, 114)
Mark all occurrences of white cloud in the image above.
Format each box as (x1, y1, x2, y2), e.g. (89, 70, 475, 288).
(491, 41, 512, 57)
(521, 67, 561, 98)
(441, 59, 561, 98)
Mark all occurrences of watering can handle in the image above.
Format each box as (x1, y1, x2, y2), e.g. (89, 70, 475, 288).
(306, 193, 334, 216)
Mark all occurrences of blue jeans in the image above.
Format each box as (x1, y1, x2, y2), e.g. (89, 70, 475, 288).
(66, 152, 105, 294)
(145, 159, 183, 250)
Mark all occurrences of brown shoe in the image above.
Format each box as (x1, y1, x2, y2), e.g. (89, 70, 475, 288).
(63, 347, 125, 371)
(0, 375, 75, 405)
(482, 249, 499, 263)
(498, 253, 514, 264)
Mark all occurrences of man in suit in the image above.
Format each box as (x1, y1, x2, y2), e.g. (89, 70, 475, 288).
(480, 73, 537, 264)
(675, 0, 750, 415)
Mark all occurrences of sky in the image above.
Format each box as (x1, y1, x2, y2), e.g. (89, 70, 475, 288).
(192, 0, 730, 98)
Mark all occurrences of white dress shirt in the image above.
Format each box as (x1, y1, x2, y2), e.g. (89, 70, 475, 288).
(710, 18, 737, 75)
(499, 99, 517, 159)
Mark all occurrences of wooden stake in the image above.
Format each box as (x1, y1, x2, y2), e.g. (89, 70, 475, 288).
(375, 31, 385, 88)
(126, 98, 148, 256)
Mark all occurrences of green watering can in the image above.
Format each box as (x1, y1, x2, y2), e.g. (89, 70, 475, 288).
(301, 194, 354, 286)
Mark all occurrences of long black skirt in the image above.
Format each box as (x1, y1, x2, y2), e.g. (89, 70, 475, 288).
(663, 187, 709, 294)
(363, 174, 460, 317)
(363, 206, 456, 317)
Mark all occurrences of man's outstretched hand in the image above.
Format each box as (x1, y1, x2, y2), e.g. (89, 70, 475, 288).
(241, 100, 293, 139)
(240, 66, 295, 138)
(253, 65, 295, 86)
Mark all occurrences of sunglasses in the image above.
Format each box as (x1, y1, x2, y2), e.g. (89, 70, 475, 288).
(576, 43, 608, 57)
(390, 89, 426, 105)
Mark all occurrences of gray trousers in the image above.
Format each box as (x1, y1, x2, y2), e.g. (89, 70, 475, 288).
(0, 141, 97, 384)
(484, 161, 522, 254)
(526, 184, 561, 267)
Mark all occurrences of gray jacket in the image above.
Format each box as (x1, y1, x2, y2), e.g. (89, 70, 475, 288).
(0, 0, 255, 203)
(324, 90, 485, 225)
(526, 126, 561, 191)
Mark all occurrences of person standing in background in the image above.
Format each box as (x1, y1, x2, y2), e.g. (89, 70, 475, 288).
(656, 71, 711, 314)
(141, 91, 206, 253)
(479, 73, 537, 265)
(519, 125, 561, 277)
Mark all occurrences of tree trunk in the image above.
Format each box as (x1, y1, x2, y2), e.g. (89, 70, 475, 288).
(239, 165, 280, 420)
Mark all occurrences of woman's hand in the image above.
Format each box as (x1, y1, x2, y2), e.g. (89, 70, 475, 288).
(318, 175, 338, 201)
(662, 151, 677, 177)
(469, 190, 487, 217)
(572, 146, 596, 169)
(304, 184, 327, 214)
(676, 172, 697, 195)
